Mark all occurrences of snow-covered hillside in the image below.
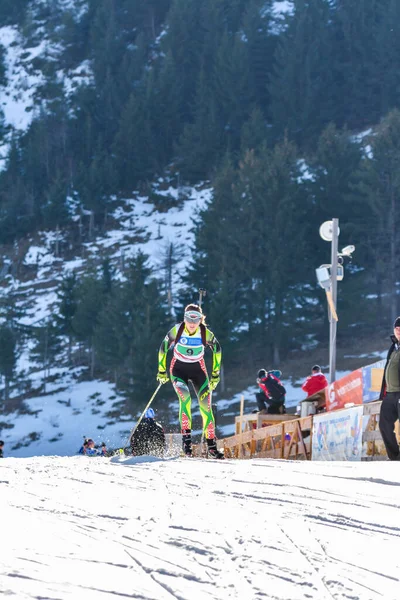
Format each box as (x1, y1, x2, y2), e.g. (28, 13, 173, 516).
(0, 0, 386, 459)
(1, 455, 399, 600)
(0, 182, 216, 456)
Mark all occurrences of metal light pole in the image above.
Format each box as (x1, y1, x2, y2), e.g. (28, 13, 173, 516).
(329, 219, 339, 384)
(317, 220, 355, 386)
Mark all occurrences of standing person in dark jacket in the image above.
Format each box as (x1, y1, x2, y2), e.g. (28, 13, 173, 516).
(379, 317, 400, 460)
(131, 408, 166, 457)
(0, 440, 4, 458)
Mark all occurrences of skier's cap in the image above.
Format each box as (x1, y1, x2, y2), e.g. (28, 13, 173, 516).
(145, 408, 155, 419)
(184, 310, 202, 323)
(257, 369, 267, 379)
(394, 317, 400, 328)
(312, 365, 321, 372)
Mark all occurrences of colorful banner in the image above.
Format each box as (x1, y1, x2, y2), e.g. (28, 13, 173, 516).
(361, 359, 385, 403)
(326, 369, 363, 411)
(312, 406, 363, 461)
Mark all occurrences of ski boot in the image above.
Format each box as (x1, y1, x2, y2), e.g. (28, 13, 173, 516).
(207, 438, 224, 459)
(182, 429, 193, 457)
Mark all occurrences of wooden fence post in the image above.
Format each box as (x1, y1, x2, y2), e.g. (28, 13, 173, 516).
(239, 395, 244, 458)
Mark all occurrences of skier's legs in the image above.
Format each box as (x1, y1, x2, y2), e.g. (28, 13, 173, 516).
(170, 358, 193, 432)
(191, 358, 215, 440)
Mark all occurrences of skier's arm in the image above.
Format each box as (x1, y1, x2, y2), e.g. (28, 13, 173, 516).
(158, 326, 177, 372)
(205, 328, 222, 375)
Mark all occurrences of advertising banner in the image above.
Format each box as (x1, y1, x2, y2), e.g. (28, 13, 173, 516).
(326, 369, 363, 411)
(362, 359, 385, 403)
(312, 406, 363, 461)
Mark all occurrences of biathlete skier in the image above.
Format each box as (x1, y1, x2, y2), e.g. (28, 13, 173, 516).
(157, 304, 224, 459)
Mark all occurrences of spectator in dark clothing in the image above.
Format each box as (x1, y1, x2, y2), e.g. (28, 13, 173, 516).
(301, 365, 328, 412)
(255, 369, 286, 415)
(131, 408, 165, 457)
(0, 440, 4, 458)
(78, 439, 89, 454)
(379, 317, 400, 460)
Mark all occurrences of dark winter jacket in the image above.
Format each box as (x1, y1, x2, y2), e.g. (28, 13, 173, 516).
(0, 447, 3, 458)
(131, 418, 165, 457)
(380, 335, 400, 399)
(258, 373, 285, 405)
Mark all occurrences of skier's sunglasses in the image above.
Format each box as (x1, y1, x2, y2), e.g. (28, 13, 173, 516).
(184, 311, 202, 324)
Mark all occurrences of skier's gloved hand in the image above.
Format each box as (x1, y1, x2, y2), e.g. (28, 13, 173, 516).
(157, 370, 169, 384)
(209, 372, 220, 391)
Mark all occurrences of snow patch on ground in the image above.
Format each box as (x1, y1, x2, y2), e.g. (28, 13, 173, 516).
(58, 59, 94, 98)
(0, 26, 46, 131)
(1, 372, 130, 457)
(1, 456, 399, 600)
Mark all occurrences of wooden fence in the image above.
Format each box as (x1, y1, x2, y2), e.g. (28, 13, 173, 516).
(202, 400, 400, 461)
(215, 415, 313, 460)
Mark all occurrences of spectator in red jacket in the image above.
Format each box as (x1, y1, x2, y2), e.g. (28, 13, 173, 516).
(301, 365, 328, 409)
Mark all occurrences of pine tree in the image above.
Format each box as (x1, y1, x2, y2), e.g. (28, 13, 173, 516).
(72, 270, 106, 374)
(269, 0, 337, 146)
(162, 0, 206, 121)
(240, 107, 270, 155)
(0, 325, 17, 402)
(176, 70, 222, 182)
(56, 273, 77, 363)
(118, 253, 169, 405)
(42, 172, 69, 228)
(77, 139, 117, 230)
(113, 91, 154, 191)
(242, 0, 276, 113)
(0, 0, 26, 26)
(240, 138, 314, 362)
(213, 31, 252, 151)
(333, 0, 387, 129)
(184, 153, 246, 340)
(150, 51, 183, 167)
(30, 320, 62, 386)
(312, 123, 363, 230)
(0, 43, 6, 87)
(376, 0, 400, 117)
(93, 285, 130, 387)
(157, 241, 186, 313)
(351, 110, 400, 325)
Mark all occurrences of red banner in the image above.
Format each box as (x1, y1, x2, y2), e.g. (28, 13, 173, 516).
(327, 369, 363, 411)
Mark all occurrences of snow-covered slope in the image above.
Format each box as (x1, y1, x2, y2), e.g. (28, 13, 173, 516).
(1, 455, 399, 600)
(0, 182, 214, 457)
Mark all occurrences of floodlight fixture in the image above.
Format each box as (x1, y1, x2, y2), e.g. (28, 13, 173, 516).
(340, 245, 355, 257)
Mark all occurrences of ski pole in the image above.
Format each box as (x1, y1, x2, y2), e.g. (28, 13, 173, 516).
(129, 382, 162, 442)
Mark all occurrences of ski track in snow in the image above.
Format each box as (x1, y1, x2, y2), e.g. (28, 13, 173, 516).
(1, 457, 399, 600)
